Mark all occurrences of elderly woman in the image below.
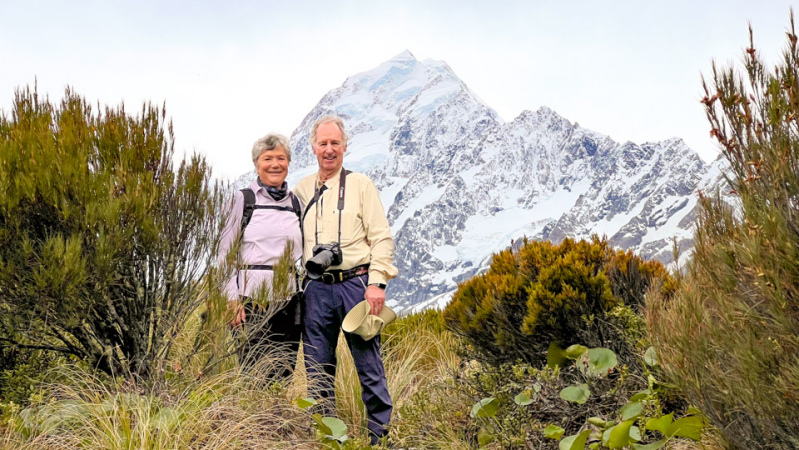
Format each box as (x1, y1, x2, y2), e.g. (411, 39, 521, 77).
(217, 133, 303, 380)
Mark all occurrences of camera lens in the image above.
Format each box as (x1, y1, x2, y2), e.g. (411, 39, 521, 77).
(306, 249, 334, 278)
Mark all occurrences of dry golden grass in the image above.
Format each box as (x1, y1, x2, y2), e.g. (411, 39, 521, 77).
(0, 310, 460, 449)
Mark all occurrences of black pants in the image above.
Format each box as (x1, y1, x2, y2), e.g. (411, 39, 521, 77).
(236, 293, 303, 383)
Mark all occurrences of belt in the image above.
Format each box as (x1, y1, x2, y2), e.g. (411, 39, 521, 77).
(240, 264, 273, 270)
(318, 264, 369, 284)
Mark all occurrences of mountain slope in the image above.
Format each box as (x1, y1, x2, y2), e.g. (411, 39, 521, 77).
(237, 50, 726, 312)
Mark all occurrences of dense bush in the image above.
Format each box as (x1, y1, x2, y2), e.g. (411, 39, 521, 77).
(444, 236, 671, 367)
(647, 16, 799, 450)
(0, 87, 224, 379)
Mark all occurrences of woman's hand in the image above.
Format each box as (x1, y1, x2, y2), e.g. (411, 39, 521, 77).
(228, 301, 246, 329)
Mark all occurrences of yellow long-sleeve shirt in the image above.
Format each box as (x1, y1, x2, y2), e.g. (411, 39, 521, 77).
(294, 169, 398, 285)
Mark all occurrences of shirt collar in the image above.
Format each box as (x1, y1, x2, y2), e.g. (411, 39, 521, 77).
(317, 168, 343, 189)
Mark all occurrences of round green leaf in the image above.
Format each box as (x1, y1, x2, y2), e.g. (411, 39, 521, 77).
(565, 344, 589, 359)
(470, 397, 499, 418)
(630, 389, 652, 402)
(312, 413, 331, 435)
(607, 419, 635, 448)
(477, 426, 495, 446)
(666, 415, 704, 441)
(514, 392, 534, 406)
(620, 401, 644, 421)
(632, 439, 668, 450)
(630, 425, 642, 442)
(152, 406, 181, 431)
(559, 429, 591, 450)
(644, 346, 659, 366)
(548, 342, 567, 368)
(321, 416, 348, 439)
(560, 384, 590, 404)
(645, 413, 673, 435)
(543, 424, 565, 440)
(583, 348, 618, 377)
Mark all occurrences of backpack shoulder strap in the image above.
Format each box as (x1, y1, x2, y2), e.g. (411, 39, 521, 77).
(240, 188, 256, 233)
(289, 192, 302, 223)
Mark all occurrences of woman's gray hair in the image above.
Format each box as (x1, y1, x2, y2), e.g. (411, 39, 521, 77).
(309, 115, 349, 147)
(251, 133, 291, 164)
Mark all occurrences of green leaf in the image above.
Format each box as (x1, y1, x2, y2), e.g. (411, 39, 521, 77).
(686, 406, 703, 415)
(607, 419, 635, 448)
(565, 344, 589, 359)
(152, 406, 181, 431)
(630, 389, 652, 402)
(559, 429, 591, 450)
(644, 346, 659, 366)
(666, 415, 704, 441)
(312, 413, 331, 436)
(470, 397, 499, 418)
(582, 347, 618, 377)
(514, 392, 534, 406)
(295, 397, 317, 409)
(477, 426, 494, 446)
(548, 342, 567, 368)
(589, 443, 600, 450)
(632, 439, 667, 450)
(620, 401, 644, 421)
(630, 426, 642, 442)
(587, 416, 608, 428)
(320, 416, 348, 439)
(560, 384, 590, 404)
(645, 413, 673, 435)
(543, 424, 565, 440)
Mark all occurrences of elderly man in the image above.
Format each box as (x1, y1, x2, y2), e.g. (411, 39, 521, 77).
(295, 115, 397, 444)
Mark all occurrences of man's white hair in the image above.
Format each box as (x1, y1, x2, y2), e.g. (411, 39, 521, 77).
(309, 115, 349, 147)
(251, 133, 291, 164)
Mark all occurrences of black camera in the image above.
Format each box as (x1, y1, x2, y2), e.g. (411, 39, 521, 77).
(305, 243, 343, 279)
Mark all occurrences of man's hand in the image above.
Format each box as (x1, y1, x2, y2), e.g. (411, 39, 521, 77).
(228, 301, 246, 329)
(365, 285, 385, 316)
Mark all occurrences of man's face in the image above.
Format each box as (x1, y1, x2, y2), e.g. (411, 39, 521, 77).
(312, 122, 346, 175)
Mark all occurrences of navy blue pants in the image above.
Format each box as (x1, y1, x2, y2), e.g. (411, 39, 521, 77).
(303, 274, 392, 443)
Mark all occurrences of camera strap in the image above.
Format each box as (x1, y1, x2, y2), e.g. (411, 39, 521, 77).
(311, 167, 348, 247)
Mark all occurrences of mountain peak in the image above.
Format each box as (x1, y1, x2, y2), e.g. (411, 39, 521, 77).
(390, 50, 417, 62)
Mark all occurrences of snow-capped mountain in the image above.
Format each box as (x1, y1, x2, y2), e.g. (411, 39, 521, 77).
(234, 50, 728, 312)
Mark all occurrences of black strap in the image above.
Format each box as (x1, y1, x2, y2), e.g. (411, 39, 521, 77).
(240, 188, 257, 233)
(302, 185, 326, 224)
(240, 188, 302, 235)
(241, 264, 274, 270)
(308, 168, 350, 247)
(290, 192, 302, 228)
(238, 188, 304, 293)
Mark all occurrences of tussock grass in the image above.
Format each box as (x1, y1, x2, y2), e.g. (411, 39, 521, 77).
(1, 362, 317, 449)
(0, 309, 460, 448)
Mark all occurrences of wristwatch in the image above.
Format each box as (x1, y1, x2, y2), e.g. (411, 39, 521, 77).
(369, 283, 387, 290)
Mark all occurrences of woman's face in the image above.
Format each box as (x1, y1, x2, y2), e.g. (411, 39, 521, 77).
(256, 147, 289, 187)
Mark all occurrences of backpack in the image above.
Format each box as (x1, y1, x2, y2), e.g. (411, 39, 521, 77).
(240, 188, 302, 235)
(238, 188, 304, 319)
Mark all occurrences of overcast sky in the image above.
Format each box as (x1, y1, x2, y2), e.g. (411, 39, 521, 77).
(1, 1, 796, 178)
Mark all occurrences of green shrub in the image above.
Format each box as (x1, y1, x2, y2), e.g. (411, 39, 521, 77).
(0, 87, 224, 379)
(444, 237, 670, 367)
(647, 15, 799, 449)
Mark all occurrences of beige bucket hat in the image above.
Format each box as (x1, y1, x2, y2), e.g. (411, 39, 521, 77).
(342, 300, 397, 341)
